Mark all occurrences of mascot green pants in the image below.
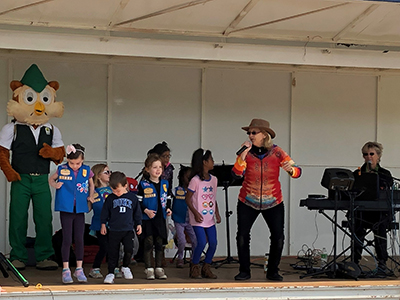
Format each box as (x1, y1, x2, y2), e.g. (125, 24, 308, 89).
(10, 175, 53, 263)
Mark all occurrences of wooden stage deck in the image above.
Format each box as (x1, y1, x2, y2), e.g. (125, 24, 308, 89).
(1, 256, 399, 299)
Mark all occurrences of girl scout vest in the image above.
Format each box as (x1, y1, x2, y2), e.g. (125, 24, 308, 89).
(55, 163, 90, 213)
(90, 186, 112, 231)
(172, 186, 188, 224)
(140, 179, 169, 220)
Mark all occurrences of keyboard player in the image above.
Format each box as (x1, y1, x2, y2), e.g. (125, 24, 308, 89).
(353, 141, 393, 276)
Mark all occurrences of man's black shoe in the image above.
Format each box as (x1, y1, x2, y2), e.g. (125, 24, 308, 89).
(266, 272, 283, 281)
(234, 272, 251, 280)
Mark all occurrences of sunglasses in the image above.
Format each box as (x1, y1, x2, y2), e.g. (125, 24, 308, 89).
(102, 170, 112, 175)
(247, 131, 261, 136)
(362, 152, 375, 157)
(161, 154, 172, 159)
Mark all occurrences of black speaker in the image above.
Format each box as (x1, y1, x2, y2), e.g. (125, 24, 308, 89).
(321, 168, 355, 191)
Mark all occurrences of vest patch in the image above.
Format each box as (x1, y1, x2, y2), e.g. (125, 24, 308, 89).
(59, 175, 72, 180)
(144, 188, 153, 194)
(82, 169, 87, 177)
(60, 169, 70, 176)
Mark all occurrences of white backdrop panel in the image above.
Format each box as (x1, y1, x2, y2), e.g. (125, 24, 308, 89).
(203, 68, 292, 163)
(110, 64, 202, 164)
(291, 72, 377, 167)
(377, 75, 400, 170)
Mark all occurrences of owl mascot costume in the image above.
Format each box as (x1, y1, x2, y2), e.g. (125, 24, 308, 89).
(0, 64, 65, 270)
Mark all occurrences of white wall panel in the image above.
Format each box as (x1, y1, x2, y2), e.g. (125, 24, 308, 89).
(291, 72, 377, 167)
(110, 64, 202, 165)
(377, 75, 400, 172)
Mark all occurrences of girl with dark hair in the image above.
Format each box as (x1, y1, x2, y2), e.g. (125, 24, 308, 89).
(49, 143, 95, 284)
(185, 149, 221, 279)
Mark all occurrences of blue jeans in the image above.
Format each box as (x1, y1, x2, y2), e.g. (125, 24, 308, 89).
(192, 225, 217, 264)
(236, 201, 284, 275)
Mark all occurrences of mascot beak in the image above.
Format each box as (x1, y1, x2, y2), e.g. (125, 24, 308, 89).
(34, 102, 45, 116)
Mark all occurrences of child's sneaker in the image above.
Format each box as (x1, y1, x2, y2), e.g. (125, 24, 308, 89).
(114, 267, 122, 278)
(73, 267, 88, 283)
(121, 266, 133, 279)
(104, 273, 115, 284)
(62, 268, 73, 284)
(155, 267, 167, 279)
(144, 268, 155, 280)
(88, 268, 103, 279)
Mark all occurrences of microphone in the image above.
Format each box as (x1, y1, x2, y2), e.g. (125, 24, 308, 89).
(236, 145, 249, 156)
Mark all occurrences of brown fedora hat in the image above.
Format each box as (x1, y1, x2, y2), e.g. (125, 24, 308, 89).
(242, 118, 276, 138)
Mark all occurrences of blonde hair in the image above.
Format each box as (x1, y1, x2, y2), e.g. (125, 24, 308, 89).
(91, 163, 108, 188)
(261, 131, 273, 149)
(362, 141, 383, 162)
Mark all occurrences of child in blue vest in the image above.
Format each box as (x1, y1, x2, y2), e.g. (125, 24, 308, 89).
(88, 163, 112, 279)
(137, 153, 172, 280)
(172, 165, 197, 268)
(49, 143, 95, 284)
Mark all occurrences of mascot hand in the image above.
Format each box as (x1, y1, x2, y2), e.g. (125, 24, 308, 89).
(0, 146, 21, 182)
(39, 143, 65, 165)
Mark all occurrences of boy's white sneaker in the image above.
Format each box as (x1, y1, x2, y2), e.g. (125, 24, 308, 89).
(104, 273, 115, 284)
(155, 267, 167, 279)
(144, 268, 155, 280)
(121, 266, 133, 279)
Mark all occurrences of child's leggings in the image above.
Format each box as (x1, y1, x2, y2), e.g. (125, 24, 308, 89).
(60, 211, 85, 263)
(175, 222, 197, 260)
(192, 225, 217, 264)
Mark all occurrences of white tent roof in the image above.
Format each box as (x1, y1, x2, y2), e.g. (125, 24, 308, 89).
(1, 0, 400, 68)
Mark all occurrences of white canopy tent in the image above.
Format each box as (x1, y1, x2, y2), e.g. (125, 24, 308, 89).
(1, 0, 400, 68)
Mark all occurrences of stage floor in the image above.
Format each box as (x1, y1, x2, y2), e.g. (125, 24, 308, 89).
(1, 255, 399, 289)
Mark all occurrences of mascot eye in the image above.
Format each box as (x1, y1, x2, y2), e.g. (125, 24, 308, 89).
(40, 90, 52, 105)
(24, 89, 37, 105)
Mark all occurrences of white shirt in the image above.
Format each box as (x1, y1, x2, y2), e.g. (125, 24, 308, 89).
(0, 121, 64, 150)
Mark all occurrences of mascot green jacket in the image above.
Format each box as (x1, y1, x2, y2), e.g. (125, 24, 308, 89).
(0, 64, 65, 270)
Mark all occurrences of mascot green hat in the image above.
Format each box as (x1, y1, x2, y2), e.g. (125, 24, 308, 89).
(20, 64, 48, 93)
